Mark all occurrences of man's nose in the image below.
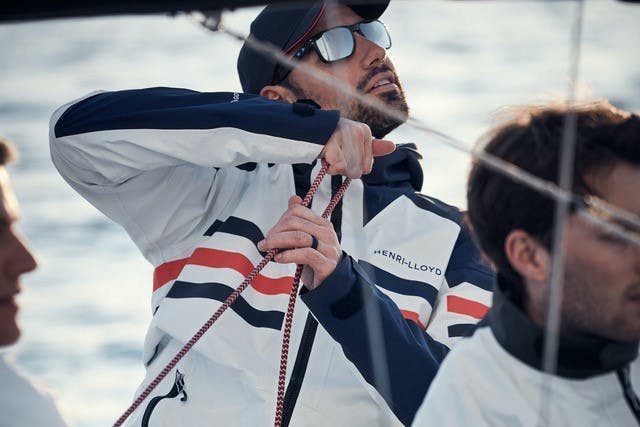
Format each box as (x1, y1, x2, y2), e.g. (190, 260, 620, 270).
(355, 33, 387, 68)
(8, 231, 37, 278)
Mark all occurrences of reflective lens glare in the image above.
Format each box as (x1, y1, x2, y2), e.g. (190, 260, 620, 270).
(359, 20, 391, 50)
(315, 27, 354, 62)
(295, 20, 392, 63)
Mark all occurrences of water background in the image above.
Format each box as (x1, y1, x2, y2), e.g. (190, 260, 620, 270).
(1, 1, 639, 425)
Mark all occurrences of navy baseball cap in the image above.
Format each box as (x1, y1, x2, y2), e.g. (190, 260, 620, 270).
(237, 0, 390, 94)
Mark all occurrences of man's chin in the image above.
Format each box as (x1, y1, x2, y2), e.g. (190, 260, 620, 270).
(372, 119, 404, 139)
(382, 102, 410, 134)
(0, 324, 20, 347)
(379, 89, 408, 115)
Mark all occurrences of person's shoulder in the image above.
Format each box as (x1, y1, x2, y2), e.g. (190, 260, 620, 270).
(0, 352, 52, 401)
(428, 327, 509, 402)
(0, 353, 70, 426)
(415, 329, 498, 424)
(409, 192, 464, 224)
(444, 324, 494, 363)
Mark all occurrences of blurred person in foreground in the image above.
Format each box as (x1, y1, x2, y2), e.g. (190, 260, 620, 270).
(0, 136, 70, 426)
(413, 100, 640, 426)
(49, 0, 493, 425)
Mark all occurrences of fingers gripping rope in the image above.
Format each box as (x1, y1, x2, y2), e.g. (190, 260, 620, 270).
(113, 160, 350, 427)
(274, 172, 351, 427)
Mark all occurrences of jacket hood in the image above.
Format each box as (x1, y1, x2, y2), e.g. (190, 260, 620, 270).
(362, 143, 423, 191)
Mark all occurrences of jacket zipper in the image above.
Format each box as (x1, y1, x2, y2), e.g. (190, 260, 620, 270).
(141, 370, 188, 427)
(617, 365, 640, 425)
(281, 175, 344, 427)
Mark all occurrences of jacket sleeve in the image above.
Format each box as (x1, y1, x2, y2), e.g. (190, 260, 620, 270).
(424, 218, 494, 346)
(49, 87, 340, 265)
(51, 87, 340, 184)
(301, 255, 449, 426)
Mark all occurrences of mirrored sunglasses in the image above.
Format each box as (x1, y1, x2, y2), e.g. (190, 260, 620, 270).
(294, 19, 392, 63)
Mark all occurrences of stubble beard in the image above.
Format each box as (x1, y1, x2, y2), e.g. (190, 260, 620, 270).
(347, 65, 409, 138)
(559, 267, 640, 342)
(346, 88, 409, 139)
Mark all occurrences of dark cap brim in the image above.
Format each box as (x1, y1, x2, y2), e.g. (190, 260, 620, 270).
(284, 0, 390, 53)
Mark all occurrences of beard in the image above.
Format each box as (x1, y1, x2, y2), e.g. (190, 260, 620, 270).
(348, 65, 410, 138)
(285, 65, 410, 138)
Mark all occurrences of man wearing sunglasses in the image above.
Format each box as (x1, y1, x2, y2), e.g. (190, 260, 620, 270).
(240, 3, 407, 142)
(50, 0, 493, 425)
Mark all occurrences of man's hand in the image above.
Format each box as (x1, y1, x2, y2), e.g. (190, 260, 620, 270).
(321, 118, 395, 178)
(257, 196, 342, 290)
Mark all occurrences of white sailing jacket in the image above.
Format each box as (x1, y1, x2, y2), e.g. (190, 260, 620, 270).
(50, 88, 494, 426)
(413, 275, 640, 427)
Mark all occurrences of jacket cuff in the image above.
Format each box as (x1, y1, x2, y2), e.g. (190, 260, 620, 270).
(301, 254, 361, 321)
(290, 102, 341, 147)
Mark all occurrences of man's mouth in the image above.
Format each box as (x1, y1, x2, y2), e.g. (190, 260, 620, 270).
(367, 78, 398, 95)
(359, 66, 397, 94)
(372, 78, 392, 88)
(366, 72, 397, 95)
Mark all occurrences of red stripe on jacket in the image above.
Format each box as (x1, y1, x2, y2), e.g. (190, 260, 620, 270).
(446, 295, 489, 319)
(153, 248, 293, 295)
(400, 309, 426, 330)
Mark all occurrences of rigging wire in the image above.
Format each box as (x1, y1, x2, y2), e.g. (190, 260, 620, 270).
(185, 2, 640, 422)
(538, 1, 585, 424)
(199, 11, 640, 248)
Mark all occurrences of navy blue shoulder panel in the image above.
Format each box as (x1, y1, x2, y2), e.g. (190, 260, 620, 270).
(363, 185, 464, 226)
(54, 87, 339, 146)
(409, 192, 464, 224)
(445, 216, 495, 290)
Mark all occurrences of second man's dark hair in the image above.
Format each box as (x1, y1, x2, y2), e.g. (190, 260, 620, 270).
(466, 100, 640, 306)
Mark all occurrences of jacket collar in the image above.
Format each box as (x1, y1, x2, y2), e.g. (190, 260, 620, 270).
(362, 143, 423, 191)
(488, 274, 639, 379)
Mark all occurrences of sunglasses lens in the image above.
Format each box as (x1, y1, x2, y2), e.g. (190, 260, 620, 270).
(360, 20, 391, 49)
(315, 27, 355, 62)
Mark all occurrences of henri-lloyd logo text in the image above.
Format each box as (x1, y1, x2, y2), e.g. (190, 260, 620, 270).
(374, 249, 442, 275)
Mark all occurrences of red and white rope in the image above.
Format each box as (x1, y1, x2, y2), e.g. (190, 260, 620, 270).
(113, 160, 350, 427)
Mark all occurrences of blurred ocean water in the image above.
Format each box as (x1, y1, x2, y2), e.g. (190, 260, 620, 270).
(0, 1, 639, 425)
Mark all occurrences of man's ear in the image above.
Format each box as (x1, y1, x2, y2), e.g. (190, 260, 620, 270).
(260, 85, 296, 103)
(504, 230, 551, 283)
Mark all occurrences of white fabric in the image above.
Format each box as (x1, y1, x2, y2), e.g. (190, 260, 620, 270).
(413, 328, 640, 426)
(0, 353, 70, 427)
(50, 92, 492, 426)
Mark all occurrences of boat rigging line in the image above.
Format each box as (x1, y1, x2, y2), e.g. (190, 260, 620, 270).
(112, 161, 351, 426)
(113, 3, 639, 424)
(191, 4, 640, 250)
(539, 0, 584, 424)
